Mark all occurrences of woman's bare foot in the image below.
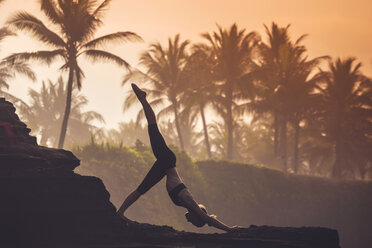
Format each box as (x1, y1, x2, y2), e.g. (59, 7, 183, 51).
(117, 211, 133, 223)
(131, 83, 147, 100)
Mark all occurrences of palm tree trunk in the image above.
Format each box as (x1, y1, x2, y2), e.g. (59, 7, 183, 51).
(200, 103, 212, 158)
(274, 112, 279, 157)
(172, 100, 184, 150)
(226, 86, 234, 160)
(293, 119, 300, 174)
(359, 162, 367, 180)
(279, 116, 288, 172)
(332, 120, 343, 178)
(332, 135, 343, 178)
(58, 68, 74, 149)
(226, 107, 233, 160)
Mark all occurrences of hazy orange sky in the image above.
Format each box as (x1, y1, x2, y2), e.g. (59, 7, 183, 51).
(1, 0, 372, 129)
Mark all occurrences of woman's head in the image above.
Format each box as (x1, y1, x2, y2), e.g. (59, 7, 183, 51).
(185, 204, 215, 228)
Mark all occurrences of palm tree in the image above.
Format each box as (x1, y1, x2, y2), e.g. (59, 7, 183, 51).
(284, 60, 327, 173)
(201, 23, 259, 159)
(248, 23, 294, 170)
(19, 76, 104, 147)
(6, 0, 142, 148)
(315, 58, 372, 178)
(182, 47, 216, 158)
(123, 34, 189, 150)
(247, 22, 327, 172)
(271, 41, 327, 173)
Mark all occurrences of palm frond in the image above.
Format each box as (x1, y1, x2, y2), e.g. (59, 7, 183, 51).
(134, 109, 146, 125)
(123, 92, 139, 112)
(75, 65, 85, 90)
(294, 34, 308, 45)
(82, 31, 142, 49)
(7, 11, 66, 48)
(4, 50, 65, 66)
(157, 104, 174, 120)
(0, 78, 10, 90)
(39, 0, 63, 25)
(2, 60, 36, 82)
(82, 49, 130, 69)
(0, 27, 15, 42)
(92, 0, 111, 18)
(82, 110, 105, 124)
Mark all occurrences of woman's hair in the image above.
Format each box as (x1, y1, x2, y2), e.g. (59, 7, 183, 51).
(186, 204, 217, 227)
(198, 204, 217, 219)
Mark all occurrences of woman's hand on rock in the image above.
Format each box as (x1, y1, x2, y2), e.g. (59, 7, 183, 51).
(228, 225, 245, 232)
(117, 212, 133, 223)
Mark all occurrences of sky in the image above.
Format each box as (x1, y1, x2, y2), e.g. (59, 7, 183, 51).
(1, 0, 372, 129)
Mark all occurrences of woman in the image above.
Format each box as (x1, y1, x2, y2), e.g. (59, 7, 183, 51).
(117, 84, 239, 232)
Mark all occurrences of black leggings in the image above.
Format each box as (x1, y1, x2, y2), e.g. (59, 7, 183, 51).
(136, 124, 176, 194)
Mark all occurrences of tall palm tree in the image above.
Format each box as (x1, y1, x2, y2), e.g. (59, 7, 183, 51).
(247, 22, 327, 172)
(263, 35, 328, 173)
(201, 23, 259, 159)
(19, 76, 104, 147)
(182, 46, 216, 158)
(249, 23, 293, 168)
(6, 0, 142, 148)
(123, 34, 189, 150)
(315, 58, 372, 178)
(281, 52, 327, 174)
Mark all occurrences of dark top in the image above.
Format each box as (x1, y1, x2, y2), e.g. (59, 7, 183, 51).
(168, 183, 187, 206)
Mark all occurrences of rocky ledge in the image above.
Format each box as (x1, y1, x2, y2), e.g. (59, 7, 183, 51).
(0, 98, 340, 248)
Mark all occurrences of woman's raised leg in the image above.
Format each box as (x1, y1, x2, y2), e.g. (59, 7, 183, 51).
(132, 84, 172, 160)
(132, 83, 156, 125)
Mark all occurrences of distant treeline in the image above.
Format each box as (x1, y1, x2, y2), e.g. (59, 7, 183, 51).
(74, 141, 372, 248)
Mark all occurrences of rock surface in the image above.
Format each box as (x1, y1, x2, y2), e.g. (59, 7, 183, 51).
(0, 98, 340, 247)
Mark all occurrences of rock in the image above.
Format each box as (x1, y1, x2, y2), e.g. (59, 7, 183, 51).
(0, 98, 340, 247)
(0, 97, 80, 173)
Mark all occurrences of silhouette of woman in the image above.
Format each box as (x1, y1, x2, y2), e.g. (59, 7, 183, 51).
(117, 84, 239, 232)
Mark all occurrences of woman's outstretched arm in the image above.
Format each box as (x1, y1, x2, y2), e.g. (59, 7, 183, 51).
(117, 190, 141, 221)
